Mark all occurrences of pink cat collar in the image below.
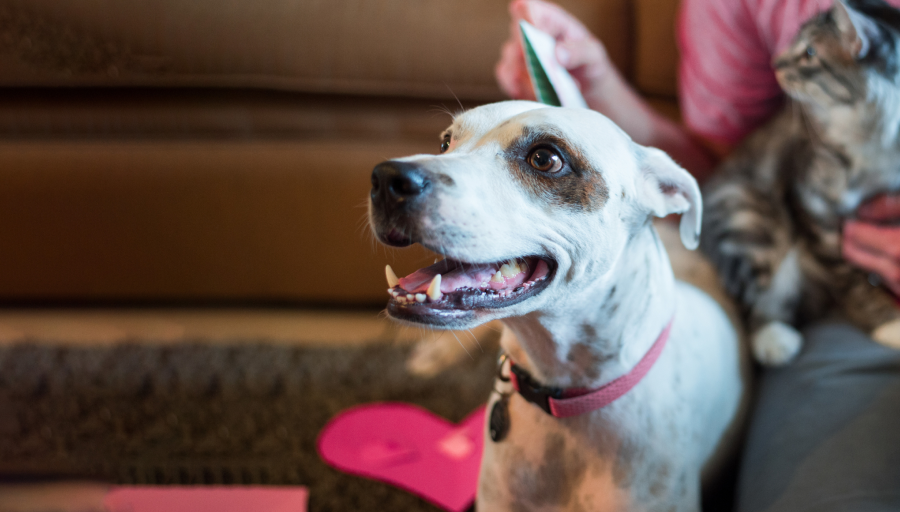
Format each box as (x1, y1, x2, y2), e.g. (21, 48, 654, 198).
(507, 318, 673, 418)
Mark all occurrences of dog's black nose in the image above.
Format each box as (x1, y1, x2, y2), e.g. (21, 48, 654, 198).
(371, 161, 431, 207)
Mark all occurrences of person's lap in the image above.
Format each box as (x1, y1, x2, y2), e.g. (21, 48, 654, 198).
(737, 321, 900, 512)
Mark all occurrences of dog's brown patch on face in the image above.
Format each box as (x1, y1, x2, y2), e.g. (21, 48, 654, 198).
(504, 126, 609, 212)
(508, 433, 588, 511)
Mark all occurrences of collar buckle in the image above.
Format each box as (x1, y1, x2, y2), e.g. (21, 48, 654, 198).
(509, 364, 563, 415)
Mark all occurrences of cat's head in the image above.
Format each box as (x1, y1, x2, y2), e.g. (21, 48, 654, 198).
(774, 0, 900, 110)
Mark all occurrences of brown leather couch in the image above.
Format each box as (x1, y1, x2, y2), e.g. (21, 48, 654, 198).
(0, 0, 680, 306)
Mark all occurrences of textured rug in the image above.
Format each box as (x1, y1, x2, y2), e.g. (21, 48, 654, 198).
(0, 339, 497, 511)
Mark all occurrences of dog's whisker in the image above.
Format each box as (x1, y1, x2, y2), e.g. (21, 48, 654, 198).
(443, 83, 465, 115)
(464, 328, 484, 352)
(428, 105, 455, 120)
(449, 330, 473, 360)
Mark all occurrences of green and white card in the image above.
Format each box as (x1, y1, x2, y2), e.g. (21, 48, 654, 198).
(519, 21, 588, 108)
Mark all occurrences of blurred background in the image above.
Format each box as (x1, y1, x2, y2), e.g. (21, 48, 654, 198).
(0, 0, 681, 509)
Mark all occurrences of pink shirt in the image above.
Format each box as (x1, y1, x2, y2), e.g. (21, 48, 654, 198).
(677, 0, 900, 144)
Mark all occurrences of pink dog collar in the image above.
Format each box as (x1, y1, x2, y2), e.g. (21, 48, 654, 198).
(507, 318, 673, 418)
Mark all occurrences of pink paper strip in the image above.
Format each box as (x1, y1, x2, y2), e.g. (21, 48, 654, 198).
(103, 486, 309, 512)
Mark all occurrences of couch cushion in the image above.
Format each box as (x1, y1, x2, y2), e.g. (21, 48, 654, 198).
(0, 0, 631, 102)
(0, 135, 442, 304)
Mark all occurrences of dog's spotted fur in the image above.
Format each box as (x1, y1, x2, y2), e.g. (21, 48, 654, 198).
(370, 101, 747, 511)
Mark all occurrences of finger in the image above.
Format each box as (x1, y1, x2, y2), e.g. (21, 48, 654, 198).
(509, 0, 533, 23)
(517, 67, 537, 100)
(843, 238, 900, 295)
(857, 194, 900, 222)
(844, 221, 900, 260)
(496, 59, 523, 98)
(555, 39, 608, 72)
(496, 40, 529, 98)
(514, 0, 590, 41)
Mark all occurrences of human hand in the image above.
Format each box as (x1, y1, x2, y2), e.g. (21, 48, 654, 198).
(494, 0, 618, 105)
(494, 0, 716, 174)
(844, 194, 900, 296)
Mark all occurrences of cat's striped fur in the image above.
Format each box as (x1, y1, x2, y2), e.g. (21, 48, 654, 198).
(701, 0, 900, 365)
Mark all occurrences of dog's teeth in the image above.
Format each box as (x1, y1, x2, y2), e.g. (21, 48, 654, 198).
(427, 274, 442, 301)
(415, 293, 426, 303)
(500, 261, 521, 278)
(385, 265, 399, 288)
(406, 294, 414, 301)
(491, 270, 504, 283)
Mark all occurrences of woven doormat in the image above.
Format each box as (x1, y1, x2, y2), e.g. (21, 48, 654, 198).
(0, 339, 497, 511)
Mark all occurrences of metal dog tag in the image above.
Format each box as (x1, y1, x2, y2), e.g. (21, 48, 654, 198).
(489, 395, 510, 442)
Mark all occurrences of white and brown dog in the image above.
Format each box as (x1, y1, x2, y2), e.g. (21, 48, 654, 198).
(369, 101, 748, 511)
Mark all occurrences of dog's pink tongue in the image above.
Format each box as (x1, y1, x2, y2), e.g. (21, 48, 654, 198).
(397, 259, 533, 294)
(398, 263, 498, 294)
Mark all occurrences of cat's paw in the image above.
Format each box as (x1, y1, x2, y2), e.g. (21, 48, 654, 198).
(752, 321, 803, 366)
(872, 319, 900, 349)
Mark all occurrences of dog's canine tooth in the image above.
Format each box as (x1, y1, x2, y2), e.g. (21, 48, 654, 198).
(385, 265, 400, 288)
(491, 270, 504, 283)
(415, 293, 426, 303)
(427, 274, 442, 301)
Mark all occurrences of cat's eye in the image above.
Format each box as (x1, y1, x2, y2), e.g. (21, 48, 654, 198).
(527, 147, 563, 173)
(805, 45, 816, 59)
(440, 136, 451, 153)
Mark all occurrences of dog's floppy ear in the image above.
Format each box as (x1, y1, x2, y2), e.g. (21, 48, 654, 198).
(635, 147, 702, 250)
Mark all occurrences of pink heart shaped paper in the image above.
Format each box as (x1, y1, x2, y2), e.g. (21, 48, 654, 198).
(317, 403, 485, 512)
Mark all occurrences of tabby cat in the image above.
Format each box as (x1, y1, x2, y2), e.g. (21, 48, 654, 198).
(701, 0, 900, 365)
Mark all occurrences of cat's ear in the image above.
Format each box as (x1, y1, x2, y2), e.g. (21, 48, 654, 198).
(636, 147, 702, 250)
(833, 1, 880, 58)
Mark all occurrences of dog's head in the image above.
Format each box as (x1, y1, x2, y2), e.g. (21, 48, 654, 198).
(370, 101, 700, 329)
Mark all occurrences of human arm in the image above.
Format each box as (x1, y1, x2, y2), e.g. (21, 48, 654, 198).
(844, 195, 900, 296)
(495, 0, 723, 179)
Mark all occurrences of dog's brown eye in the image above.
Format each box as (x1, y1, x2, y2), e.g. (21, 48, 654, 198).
(527, 148, 563, 173)
(440, 138, 451, 153)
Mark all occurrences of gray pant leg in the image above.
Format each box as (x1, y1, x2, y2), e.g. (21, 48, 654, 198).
(737, 321, 900, 512)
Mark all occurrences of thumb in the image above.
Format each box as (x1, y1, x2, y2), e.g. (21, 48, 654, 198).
(555, 39, 609, 71)
(509, 0, 534, 24)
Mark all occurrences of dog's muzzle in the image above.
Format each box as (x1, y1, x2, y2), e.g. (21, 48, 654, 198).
(371, 160, 431, 211)
(370, 160, 433, 246)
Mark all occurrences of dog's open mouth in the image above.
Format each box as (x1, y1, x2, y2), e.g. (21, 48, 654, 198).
(385, 255, 555, 324)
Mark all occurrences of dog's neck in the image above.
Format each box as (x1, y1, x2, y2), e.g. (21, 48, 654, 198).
(500, 223, 676, 389)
